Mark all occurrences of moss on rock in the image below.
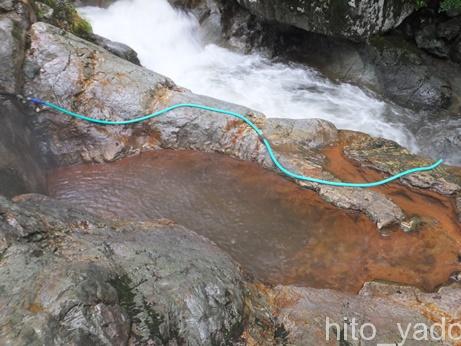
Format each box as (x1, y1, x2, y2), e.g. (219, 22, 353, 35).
(32, 0, 92, 39)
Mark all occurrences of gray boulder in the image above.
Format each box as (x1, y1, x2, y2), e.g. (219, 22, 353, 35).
(415, 24, 451, 58)
(87, 32, 141, 65)
(0, 194, 245, 345)
(416, 117, 461, 167)
(367, 36, 452, 111)
(0, 0, 14, 12)
(235, 0, 415, 41)
(437, 17, 461, 41)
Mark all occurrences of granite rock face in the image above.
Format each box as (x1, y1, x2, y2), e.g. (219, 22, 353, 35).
(247, 282, 461, 345)
(235, 0, 415, 42)
(0, 194, 244, 345)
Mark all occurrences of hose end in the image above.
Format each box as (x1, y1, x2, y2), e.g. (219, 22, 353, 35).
(27, 97, 45, 105)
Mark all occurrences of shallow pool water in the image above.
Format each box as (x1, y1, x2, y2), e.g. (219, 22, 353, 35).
(48, 150, 460, 292)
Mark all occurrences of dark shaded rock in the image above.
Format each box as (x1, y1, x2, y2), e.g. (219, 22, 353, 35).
(437, 17, 461, 41)
(416, 117, 461, 167)
(452, 38, 461, 62)
(235, 0, 415, 42)
(168, 0, 218, 21)
(367, 35, 452, 111)
(87, 32, 140, 65)
(0, 1, 45, 198)
(0, 99, 47, 197)
(415, 24, 451, 57)
(0, 16, 26, 93)
(397, 10, 461, 66)
(168, 0, 225, 45)
(0, 194, 245, 345)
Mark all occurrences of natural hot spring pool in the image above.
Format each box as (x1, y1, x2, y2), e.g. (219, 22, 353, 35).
(48, 150, 461, 292)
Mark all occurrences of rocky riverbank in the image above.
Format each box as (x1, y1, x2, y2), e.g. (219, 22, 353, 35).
(1, 0, 461, 345)
(168, 0, 461, 164)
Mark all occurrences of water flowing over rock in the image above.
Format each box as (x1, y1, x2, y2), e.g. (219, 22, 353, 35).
(235, 0, 415, 41)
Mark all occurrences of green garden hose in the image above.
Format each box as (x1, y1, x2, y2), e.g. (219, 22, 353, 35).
(28, 97, 443, 188)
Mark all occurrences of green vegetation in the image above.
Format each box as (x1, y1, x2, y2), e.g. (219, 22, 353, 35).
(33, 0, 93, 39)
(415, 0, 461, 12)
(439, 0, 461, 12)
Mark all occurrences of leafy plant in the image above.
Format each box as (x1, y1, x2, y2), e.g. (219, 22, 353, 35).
(439, 0, 461, 12)
(414, 0, 461, 12)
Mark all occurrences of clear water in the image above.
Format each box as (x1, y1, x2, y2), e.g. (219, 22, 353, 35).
(79, 0, 419, 152)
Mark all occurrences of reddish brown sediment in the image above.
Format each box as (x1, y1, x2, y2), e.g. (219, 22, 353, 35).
(322, 133, 460, 242)
(48, 149, 461, 293)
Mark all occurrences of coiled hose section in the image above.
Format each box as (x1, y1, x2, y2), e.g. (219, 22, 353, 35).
(28, 97, 443, 188)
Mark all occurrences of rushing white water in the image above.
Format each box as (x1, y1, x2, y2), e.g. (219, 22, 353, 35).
(80, 0, 418, 150)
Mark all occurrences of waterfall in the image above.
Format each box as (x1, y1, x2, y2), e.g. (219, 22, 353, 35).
(80, 0, 418, 151)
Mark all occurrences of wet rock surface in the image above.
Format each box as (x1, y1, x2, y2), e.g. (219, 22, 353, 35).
(403, 9, 461, 64)
(0, 2, 46, 198)
(86, 32, 141, 65)
(235, 0, 415, 42)
(245, 281, 461, 345)
(0, 8, 27, 93)
(0, 99, 47, 198)
(0, 194, 244, 345)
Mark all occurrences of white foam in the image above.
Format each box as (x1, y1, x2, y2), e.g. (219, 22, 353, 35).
(80, 0, 418, 151)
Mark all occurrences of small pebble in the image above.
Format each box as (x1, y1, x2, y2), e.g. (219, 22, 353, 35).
(450, 271, 461, 281)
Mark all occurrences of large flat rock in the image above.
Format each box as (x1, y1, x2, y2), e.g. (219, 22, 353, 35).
(0, 194, 244, 345)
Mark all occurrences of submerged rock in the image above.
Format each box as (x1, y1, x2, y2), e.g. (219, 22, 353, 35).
(0, 194, 244, 345)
